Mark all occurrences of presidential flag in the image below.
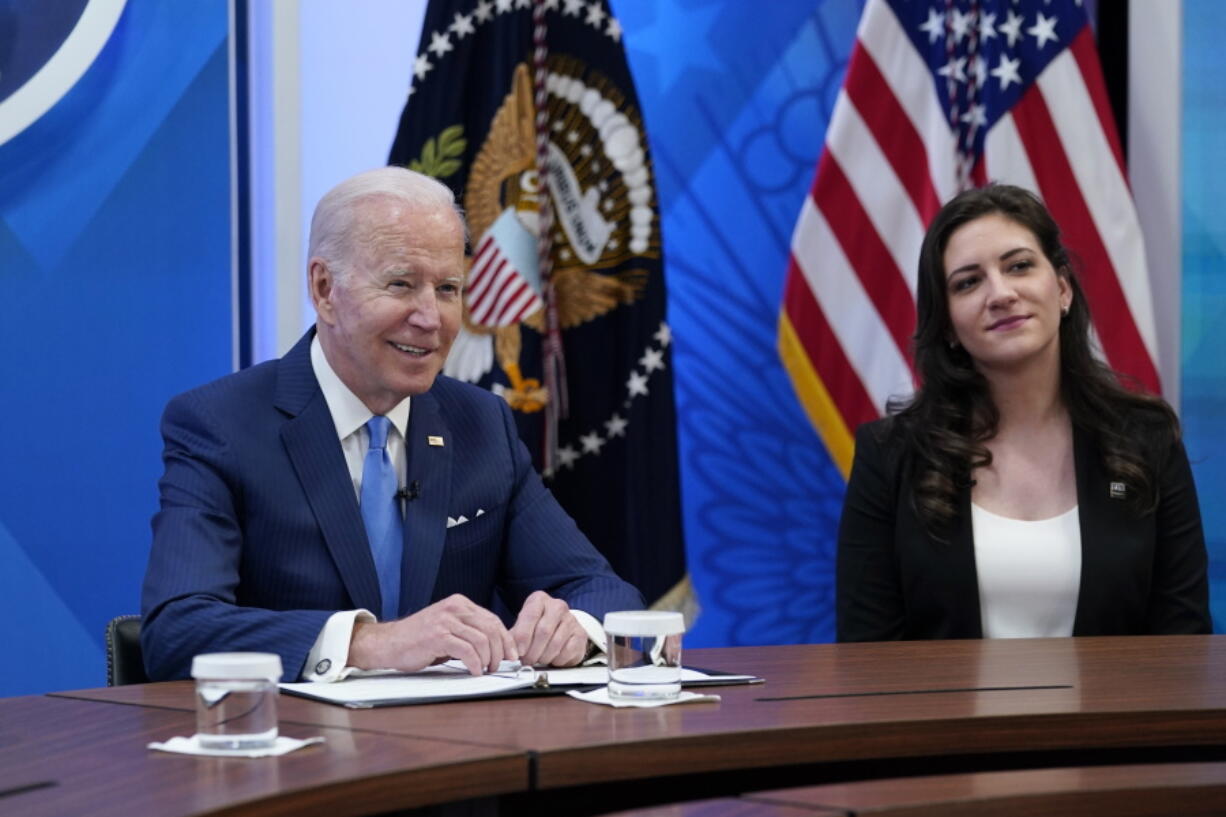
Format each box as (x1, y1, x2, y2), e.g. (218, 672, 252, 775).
(780, 0, 1158, 478)
(389, 0, 688, 610)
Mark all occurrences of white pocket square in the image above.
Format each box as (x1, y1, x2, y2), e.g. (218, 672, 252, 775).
(446, 509, 485, 529)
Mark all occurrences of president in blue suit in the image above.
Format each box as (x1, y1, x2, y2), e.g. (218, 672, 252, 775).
(141, 167, 644, 682)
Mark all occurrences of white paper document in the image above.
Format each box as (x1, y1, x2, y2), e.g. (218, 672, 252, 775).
(279, 661, 760, 708)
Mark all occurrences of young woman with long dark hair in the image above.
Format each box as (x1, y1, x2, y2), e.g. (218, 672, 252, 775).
(836, 184, 1211, 640)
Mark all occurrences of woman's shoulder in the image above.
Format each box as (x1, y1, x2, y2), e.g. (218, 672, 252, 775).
(1116, 396, 1179, 442)
(1078, 393, 1180, 455)
(857, 415, 896, 444)
(854, 415, 913, 465)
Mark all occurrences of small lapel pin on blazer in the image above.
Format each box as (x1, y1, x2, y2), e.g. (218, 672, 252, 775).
(427, 435, 445, 447)
(1109, 481, 1127, 500)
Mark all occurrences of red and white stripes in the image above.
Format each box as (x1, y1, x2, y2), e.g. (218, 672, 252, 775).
(467, 233, 544, 327)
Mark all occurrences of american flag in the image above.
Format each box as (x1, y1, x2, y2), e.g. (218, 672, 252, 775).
(779, 0, 1159, 478)
(467, 211, 544, 328)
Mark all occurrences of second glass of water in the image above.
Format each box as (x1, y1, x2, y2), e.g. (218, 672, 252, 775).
(604, 611, 685, 701)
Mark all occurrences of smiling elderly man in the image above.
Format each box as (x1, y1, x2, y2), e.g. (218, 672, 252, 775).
(141, 167, 643, 681)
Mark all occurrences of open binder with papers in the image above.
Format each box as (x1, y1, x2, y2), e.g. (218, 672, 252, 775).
(279, 661, 762, 708)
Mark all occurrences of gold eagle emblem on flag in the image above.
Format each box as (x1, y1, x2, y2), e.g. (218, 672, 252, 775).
(442, 59, 658, 413)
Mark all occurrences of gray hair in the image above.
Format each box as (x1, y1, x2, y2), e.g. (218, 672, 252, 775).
(307, 166, 466, 279)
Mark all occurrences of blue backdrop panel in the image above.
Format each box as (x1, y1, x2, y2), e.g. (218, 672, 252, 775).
(0, 0, 232, 695)
(1181, 0, 1226, 631)
(615, 0, 861, 646)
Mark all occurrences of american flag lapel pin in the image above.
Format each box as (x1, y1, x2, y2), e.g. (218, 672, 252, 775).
(1109, 482, 1126, 500)
(428, 435, 445, 447)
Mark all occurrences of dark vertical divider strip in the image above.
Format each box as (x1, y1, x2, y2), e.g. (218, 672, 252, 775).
(232, 0, 252, 370)
(1095, 0, 1130, 162)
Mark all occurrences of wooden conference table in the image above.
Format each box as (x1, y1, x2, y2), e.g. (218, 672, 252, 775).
(3, 637, 1225, 816)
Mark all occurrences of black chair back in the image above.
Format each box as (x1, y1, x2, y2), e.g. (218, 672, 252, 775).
(105, 615, 148, 686)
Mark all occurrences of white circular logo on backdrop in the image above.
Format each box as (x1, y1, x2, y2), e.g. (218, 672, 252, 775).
(0, 0, 127, 147)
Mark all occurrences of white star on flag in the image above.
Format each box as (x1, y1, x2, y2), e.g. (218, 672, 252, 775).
(999, 10, 1024, 47)
(653, 323, 671, 347)
(580, 432, 605, 454)
(960, 103, 988, 129)
(414, 54, 433, 81)
(979, 12, 998, 40)
(1028, 12, 1059, 49)
(639, 348, 665, 372)
(604, 414, 628, 438)
(627, 371, 649, 397)
(449, 12, 475, 38)
(938, 56, 967, 83)
(564, 0, 584, 16)
(428, 31, 453, 58)
(474, 0, 494, 23)
(949, 8, 972, 42)
(556, 446, 579, 469)
(990, 54, 1022, 90)
(585, 2, 606, 27)
(918, 8, 944, 44)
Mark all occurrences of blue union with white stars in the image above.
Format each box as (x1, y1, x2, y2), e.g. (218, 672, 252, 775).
(890, 0, 1088, 163)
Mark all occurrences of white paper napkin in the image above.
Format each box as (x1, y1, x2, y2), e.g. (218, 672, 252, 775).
(567, 687, 720, 708)
(148, 735, 325, 757)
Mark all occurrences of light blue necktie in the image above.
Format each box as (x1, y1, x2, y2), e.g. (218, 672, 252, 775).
(361, 416, 403, 622)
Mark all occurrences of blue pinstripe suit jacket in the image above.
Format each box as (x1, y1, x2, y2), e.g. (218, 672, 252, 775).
(140, 331, 643, 680)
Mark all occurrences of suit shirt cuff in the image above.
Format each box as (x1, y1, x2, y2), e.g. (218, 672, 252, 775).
(303, 609, 376, 681)
(570, 609, 607, 663)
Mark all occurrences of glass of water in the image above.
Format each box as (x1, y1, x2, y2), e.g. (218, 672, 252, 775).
(191, 653, 282, 750)
(604, 611, 685, 701)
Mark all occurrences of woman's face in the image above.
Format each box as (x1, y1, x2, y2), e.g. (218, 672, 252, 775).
(942, 213, 1072, 376)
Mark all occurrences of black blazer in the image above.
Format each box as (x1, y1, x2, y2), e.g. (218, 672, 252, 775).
(836, 416, 1211, 641)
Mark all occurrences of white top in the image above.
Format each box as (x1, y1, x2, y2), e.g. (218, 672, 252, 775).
(972, 503, 1082, 639)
